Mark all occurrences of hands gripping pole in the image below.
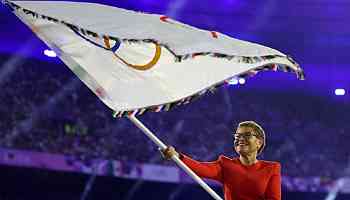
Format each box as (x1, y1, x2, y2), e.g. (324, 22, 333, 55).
(127, 115, 223, 200)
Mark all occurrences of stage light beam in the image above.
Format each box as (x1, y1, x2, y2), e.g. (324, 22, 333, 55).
(335, 89, 345, 96)
(44, 49, 57, 57)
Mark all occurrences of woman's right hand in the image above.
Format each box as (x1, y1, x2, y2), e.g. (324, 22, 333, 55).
(160, 146, 179, 160)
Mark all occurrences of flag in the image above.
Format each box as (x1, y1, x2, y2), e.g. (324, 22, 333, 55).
(3, 1, 304, 116)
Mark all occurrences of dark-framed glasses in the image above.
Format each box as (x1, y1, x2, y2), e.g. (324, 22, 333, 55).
(233, 132, 258, 140)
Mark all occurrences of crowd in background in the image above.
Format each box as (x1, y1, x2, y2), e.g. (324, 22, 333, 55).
(0, 55, 349, 179)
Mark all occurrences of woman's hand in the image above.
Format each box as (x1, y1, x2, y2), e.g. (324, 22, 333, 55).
(160, 146, 179, 160)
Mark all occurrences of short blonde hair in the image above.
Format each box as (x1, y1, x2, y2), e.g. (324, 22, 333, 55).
(237, 121, 266, 155)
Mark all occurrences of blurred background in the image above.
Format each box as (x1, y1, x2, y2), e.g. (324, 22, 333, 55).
(0, 0, 349, 199)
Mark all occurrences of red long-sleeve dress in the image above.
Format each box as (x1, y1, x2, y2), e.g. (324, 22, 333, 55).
(180, 154, 281, 200)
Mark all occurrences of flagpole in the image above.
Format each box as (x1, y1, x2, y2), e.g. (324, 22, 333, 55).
(127, 115, 223, 200)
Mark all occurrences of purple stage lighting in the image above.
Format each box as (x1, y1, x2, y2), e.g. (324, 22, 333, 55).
(44, 49, 57, 58)
(227, 78, 239, 85)
(335, 89, 345, 96)
(238, 78, 246, 85)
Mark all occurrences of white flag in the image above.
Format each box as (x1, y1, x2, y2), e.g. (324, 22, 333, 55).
(4, 1, 304, 116)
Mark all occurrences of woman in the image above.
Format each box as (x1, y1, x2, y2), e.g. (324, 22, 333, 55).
(161, 121, 281, 200)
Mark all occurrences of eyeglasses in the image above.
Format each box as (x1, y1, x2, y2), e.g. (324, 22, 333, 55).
(233, 132, 259, 140)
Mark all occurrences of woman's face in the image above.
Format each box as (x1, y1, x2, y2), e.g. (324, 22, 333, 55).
(233, 126, 262, 156)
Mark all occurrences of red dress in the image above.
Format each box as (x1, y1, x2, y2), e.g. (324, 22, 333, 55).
(180, 154, 281, 200)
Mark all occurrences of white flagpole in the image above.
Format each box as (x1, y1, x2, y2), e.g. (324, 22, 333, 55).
(127, 115, 223, 200)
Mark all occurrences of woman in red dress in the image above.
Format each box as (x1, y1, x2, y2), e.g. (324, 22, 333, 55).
(161, 121, 281, 200)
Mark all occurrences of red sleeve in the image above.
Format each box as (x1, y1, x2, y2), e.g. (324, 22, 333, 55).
(265, 163, 281, 200)
(179, 153, 223, 183)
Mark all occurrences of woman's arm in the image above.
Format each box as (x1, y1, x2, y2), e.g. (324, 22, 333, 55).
(265, 163, 281, 200)
(160, 146, 223, 182)
(179, 153, 223, 182)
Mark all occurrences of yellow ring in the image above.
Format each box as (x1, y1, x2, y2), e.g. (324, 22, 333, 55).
(104, 37, 161, 71)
